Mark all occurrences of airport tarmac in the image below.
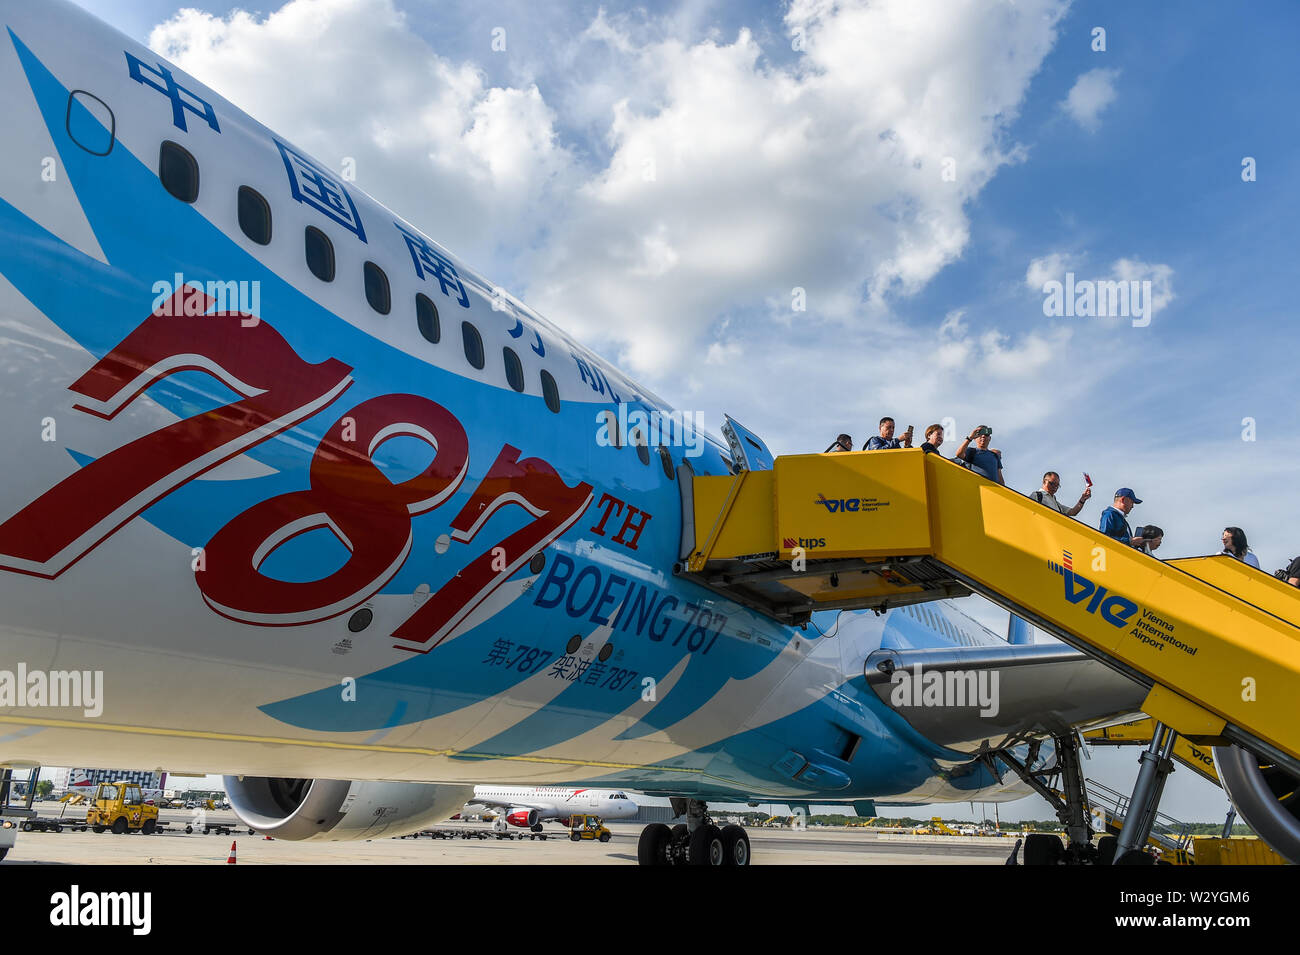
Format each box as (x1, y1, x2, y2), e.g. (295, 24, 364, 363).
(2, 812, 1019, 864)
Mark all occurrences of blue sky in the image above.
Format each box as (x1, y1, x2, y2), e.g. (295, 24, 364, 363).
(62, 0, 1300, 824)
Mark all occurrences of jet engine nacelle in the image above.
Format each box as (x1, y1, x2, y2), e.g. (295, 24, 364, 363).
(505, 808, 540, 828)
(223, 776, 474, 841)
(1214, 745, 1300, 864)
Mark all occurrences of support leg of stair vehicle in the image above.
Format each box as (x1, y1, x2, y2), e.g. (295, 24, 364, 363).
(1115, 721, 1177, 864)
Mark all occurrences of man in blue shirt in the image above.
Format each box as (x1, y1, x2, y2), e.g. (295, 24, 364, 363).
(1099, 488, 1141, 544)
(865, 417, 913, 450)
(954, 426, 1004, 484)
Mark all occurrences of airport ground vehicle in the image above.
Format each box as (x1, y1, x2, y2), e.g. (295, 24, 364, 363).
(86, 781, 159, 834)
(568, 814, 612, 842)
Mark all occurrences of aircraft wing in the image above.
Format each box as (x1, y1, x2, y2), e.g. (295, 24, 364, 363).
(863, 643, 1146, 755)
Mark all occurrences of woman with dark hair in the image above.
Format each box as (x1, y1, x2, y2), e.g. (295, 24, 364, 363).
(1221, 527, 1260, 569)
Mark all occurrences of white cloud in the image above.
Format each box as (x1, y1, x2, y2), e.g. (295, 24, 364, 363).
(531, 0, 1069, 375)
(1062, 67, 1120, 132)
(1025, 252, 1075, 290)
(1112, 257, 1175, 315)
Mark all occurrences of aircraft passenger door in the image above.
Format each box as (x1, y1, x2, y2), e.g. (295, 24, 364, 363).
(721, 415, 775, 471)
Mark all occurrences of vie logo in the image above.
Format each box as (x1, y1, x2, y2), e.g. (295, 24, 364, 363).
(815, 494, 863, 513)
(1047, 551, 1137, 628)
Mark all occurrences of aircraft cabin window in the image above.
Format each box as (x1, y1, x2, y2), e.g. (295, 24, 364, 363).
(658, 446, 674, 480)
(159, 140, 199, 203)
(416, 293, 440, 344)
(632, 428, 650, 466)
(461, 321, 485, 370)
(304, 226, 335, 282)
(540, 369, 560, 414)
(503, 346, 524, 392)
(237, 186, 272, 245)
(364, 261, 391, 315)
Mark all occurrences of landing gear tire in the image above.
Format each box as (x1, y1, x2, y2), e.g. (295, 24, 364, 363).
(111, 818, 127, 835)
(531, 823, 544, 833)
(1023, 833, 1063, 865)
(721, 824, 751, 866)
(689, 824, 725, 866)
(1096, 835, 1118, 866)
(637, 823, 673, 866)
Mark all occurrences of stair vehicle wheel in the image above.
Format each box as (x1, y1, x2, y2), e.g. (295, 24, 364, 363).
(570, 831, 580, 841)
(92, 824, 105, 833)
(1023, 833, 1063, 865)
(1115, 849, 1156, 865)
(721, 824, 751, 866)
(111, 817, 127, 835)
(142, 819, 156, 835)
(689, 824, 725, 866)
(637, 823, 672, 866)
(20, 821, 32, 832)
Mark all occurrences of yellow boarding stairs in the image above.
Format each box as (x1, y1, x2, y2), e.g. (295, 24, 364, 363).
(680, 448, 1300, 776)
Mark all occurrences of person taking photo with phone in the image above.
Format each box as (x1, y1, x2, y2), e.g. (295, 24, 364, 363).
(954, 425, 1004, 485)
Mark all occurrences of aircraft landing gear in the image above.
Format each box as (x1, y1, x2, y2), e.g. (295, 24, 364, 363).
(636, 798, 751, 866)
(998, 734, 1098, 864)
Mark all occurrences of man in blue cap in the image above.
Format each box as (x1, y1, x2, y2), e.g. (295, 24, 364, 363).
(1099, 488, 1142, 545)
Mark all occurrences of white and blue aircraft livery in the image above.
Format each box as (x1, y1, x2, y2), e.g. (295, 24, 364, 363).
(0, 0, 1170, 863)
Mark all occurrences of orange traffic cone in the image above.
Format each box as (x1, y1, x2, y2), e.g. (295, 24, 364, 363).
(227, 840, 237, 864)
